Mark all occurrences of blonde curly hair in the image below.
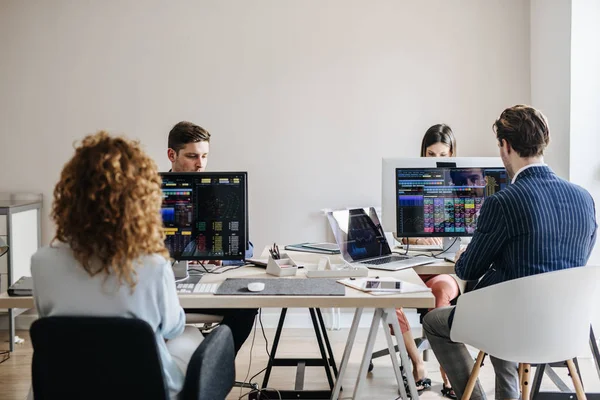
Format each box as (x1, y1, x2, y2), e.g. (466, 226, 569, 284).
(52, 131, 168, 289)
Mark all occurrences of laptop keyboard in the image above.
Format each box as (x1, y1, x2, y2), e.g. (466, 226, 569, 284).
(360, 255, 410, 265)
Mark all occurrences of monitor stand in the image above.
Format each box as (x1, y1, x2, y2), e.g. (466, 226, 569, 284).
(442, 237, 462, 261)
(173, 260, 189, 281)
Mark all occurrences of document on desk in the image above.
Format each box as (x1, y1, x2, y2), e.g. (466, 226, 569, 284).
(337, 277, 431, 296)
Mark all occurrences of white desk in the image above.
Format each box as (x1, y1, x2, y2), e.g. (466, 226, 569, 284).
(0, 256, 451, 400)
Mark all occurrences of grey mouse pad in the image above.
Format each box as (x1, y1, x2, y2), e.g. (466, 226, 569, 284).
(215, 278, 345, 296)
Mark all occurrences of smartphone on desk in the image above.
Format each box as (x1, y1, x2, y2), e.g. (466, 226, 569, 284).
(364, 280, 402, 291)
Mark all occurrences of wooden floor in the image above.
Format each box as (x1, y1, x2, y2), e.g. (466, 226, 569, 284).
(1, 327, 599, 399)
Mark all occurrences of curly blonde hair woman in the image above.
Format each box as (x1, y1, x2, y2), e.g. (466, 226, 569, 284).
(30, 132, 212, 399)
(51, 131, 168, 289)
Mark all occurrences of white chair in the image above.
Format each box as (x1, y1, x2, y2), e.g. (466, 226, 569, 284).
(450, 266, 600, 400)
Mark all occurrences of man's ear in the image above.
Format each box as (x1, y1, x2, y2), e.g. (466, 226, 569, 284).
(167, 148, 177, 163)
(499, 139, 512, 154)
(503, 139, 513, 154)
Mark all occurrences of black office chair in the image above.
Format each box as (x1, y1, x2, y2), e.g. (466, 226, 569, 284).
(30, 316, 235, 400)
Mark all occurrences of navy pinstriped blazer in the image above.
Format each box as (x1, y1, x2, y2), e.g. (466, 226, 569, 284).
(455, 165, 597, 290)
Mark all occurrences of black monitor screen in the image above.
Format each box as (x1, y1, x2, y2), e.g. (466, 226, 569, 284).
(395, 167, 509, 237)
(160, 172, 248, 261)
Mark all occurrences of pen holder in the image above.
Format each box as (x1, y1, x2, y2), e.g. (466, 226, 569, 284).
(266, 253, 298, 277)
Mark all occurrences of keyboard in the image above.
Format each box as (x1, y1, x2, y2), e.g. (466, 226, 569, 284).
(177, 282, 219, 294)
(360, 255, 409, 265)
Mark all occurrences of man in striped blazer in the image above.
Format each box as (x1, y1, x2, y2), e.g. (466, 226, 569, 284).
(423, 105, 597, 400)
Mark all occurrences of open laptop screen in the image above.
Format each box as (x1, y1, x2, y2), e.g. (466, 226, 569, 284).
(327, 207, 391, 262)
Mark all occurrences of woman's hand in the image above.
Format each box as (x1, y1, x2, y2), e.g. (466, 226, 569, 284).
(402, 237, 443, 246)
(454, 247, 466, 263)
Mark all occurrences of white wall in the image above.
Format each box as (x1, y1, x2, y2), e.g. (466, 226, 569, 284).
(570, 0, 600, 266)
(0, 0, 531, 251)
(530, 0, 571, 179)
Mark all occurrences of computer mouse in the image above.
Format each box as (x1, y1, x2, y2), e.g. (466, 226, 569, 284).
(247, 282, 265, 292)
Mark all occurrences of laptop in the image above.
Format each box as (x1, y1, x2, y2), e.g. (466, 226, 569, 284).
(326, 207, 435, 271)
(8, 276, 33, 296)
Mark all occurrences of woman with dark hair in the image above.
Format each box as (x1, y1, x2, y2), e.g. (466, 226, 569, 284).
(421, 124, 456, 157)
(393, 124, 461, 399)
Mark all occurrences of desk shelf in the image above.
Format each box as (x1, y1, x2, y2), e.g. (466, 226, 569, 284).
(0, 193, 42, 351)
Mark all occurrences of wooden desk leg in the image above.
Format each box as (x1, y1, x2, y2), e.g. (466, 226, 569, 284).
(352, 308, 384, 399)
(389, 307, 420, 400)
(382, 309, 408, 400)
(331, 308, 363, 400)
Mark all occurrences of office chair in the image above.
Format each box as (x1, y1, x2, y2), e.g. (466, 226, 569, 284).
(30, 316, 235, 400)
(186, 313, 259, 391)
(452, 266, 599, 400)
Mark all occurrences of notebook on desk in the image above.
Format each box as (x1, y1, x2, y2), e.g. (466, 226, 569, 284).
(8, 276, 33, 296)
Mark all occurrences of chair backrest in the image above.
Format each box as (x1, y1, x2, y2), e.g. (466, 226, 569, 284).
(450, 266, 600, 364)
(30, 316, 169, 400)
(180, 325, 235, 400)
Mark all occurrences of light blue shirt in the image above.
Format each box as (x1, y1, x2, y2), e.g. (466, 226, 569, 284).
(31, 244, 187, 398)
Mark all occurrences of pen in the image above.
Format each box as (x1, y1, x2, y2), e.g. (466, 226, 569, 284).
(272, 243, 281, 259)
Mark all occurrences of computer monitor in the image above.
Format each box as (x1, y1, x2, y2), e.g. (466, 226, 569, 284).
(381, 157, 504, 235)
(395, 166, 509, 237)
(159, 172, 248, 262)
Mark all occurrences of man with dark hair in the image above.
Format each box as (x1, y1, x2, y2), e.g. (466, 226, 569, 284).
(423, 105, 597, 400)
(167, 121, 211, 172)
(167, 121, 257, 355)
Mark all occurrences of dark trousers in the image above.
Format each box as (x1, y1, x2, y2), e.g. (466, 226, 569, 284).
(185, 308, 258, 354)
(423, 306, 519, 400)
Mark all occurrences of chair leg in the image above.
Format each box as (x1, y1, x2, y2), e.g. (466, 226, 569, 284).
(518, 363, 525, 393)
(522, 363, 532, 400)
(567, 359, 587, 400)
(462, 351, 486, 400)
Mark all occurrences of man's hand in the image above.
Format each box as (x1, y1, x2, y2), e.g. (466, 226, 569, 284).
(454, 247, 466, 263)
(423, 237, 443, 246)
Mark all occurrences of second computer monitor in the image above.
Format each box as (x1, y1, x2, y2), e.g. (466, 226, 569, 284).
(395, 167, 509, 237)
(160, 172, 248, 261)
